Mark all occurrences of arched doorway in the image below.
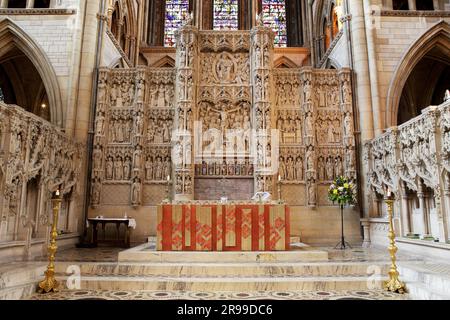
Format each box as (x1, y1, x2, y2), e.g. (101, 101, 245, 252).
(0, 18, 63, 126)
(386, 22, 450, 126)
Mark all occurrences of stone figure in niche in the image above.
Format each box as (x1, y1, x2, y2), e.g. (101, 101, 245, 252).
(303, 81, 312, 103)
(175, 175, 182, 193)
(216, 53, 234, 83)
(145, 157, 153, 180)
(163, 157, 170, 180)
(185, 176, 192, 194)
(327, 126, 335, 143)
(115, 157, 123, 180)
(279, 157, 286, 180)
(154, 126, 163, 144)
(106, 157, 113, 180)
(133, 147, 142, 170)
(346, 152, 355, 172)
(135, 115, 143, 136)
(125, 119, 132, 141)
(131, 178, 141, 205)
(93, 148, 102, 170)
(344, 113, 353, 137)
(162, 122, 170, 143)
(335, 157, 343, 177)
(157, 85, 165, 107)
(150, 85, 157, 107)
(110, 84, 118, 105)
(123, 156, 131, 180)
(306, 148, 315, 171)
(286, 157, 294, 181)
(296, 118, 303, 144)
(91, 182, 101, 204)
(136, 80, 145, 103)
(326, 157, 333, 180)
(342, 81, 351, 103)
(155, 157, 163, 181)
(308, 184, 316, 205)
(296, 156, 304, 181)
(305, 114, 313, 137)
(165, 86, 172, 107)
(318, 157, 325, 181)
(96, 114, 105, 136)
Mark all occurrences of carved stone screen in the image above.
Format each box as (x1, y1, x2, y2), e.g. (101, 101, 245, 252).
(90, 23, 355, 211)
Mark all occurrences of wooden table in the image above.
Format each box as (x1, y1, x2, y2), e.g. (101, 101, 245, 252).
(157, 203, 290, 251)
(88, 218, 135, 248)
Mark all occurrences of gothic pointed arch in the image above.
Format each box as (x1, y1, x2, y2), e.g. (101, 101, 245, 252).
(151, 55, 176, 68)
(386, 21, 450, 127)
(274, 56, 298, 68)
(0, 18, 63, 126)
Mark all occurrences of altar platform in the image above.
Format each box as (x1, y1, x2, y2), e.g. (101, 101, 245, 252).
(117, 241, 329, 262)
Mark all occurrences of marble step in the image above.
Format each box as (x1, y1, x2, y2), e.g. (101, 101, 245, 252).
(405, 281, 450, 300)
(0, 262, 46, 300)
(55, 261, 390, 278)
(398, 263, 450, 299)
(57, 274, 387, 291)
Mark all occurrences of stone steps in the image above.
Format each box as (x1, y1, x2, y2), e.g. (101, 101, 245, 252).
(398, 262, 450, 300)
(0, 262, 46, 300)
(57, 274, 387, 291)
(55, 261, 390, 278)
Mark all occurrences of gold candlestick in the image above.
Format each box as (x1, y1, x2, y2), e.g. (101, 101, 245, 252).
(383, 196, 406, 294)
(38, 190, 62, 293)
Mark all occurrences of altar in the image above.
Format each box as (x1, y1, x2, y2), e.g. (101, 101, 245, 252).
(157, 202, 290, 251)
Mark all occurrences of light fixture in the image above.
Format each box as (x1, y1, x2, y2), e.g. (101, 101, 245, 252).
(41, 103, 47, 109)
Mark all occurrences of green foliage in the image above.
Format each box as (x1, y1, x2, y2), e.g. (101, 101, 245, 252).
(328, 176, 357, 206)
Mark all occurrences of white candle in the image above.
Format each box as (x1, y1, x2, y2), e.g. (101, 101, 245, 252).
(56, 189, 60, 196)
(278, 174, 281, 182)
(387, 188, 392, 197)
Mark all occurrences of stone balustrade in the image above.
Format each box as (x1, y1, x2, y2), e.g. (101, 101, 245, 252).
(0, 102, 84, 260)
(364, 100, 450, 244)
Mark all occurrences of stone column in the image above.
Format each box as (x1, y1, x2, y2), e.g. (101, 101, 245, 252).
(26, 0, 34, 8)
(251, 20, 275, 194)
(301, 68, 316, 207)
(444, 174, 450, 241)
(417, 181, 430, 237)
(348, 0, 376, 220)
(173, 22, 198, 201)
(400, 183, 411, 236)
(408, 0, 416, 10)
(0, 0, 8, 8)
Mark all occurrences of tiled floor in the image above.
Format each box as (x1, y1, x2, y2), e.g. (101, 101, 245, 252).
(28, 289, 409, 300)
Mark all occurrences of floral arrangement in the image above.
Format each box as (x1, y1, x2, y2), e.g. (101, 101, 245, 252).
(328, 176, 357, 206)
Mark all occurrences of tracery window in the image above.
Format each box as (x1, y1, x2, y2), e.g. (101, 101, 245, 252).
(164, 0, 189, 47)
(213, 0, 239, 30)
(262, 0, 287, 47)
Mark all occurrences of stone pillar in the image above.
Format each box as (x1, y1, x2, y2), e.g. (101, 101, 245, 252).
(301, 68, 316, 207)
(408, 0, 416, 10)
(361, 218, 371, 247)
(0, 0, 8, 8)
(173, 22, 198, 201)
(26, 0, 34, 8)
(400, 183, 411, 236)
(444, 174, 450, 241)
(417, 182, 430, 237)
(251, 20, 275, 194)
(348, 0, 376, 219)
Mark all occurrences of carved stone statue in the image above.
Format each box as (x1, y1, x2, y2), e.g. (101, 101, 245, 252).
(131, 179, 141, 205)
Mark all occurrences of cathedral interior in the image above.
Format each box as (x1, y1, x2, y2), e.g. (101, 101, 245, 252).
(0, 0, 450, 301)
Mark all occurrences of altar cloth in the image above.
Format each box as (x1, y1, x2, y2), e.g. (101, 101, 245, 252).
(156, 203, 290, 251)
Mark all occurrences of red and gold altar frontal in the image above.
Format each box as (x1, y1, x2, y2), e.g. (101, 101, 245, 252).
(157, 203, 290, 251)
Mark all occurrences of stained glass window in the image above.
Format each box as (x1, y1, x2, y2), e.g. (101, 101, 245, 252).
(213, 0, 238, 30)
(262, 0, 287, 47)
(164, 0, 189, 47)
